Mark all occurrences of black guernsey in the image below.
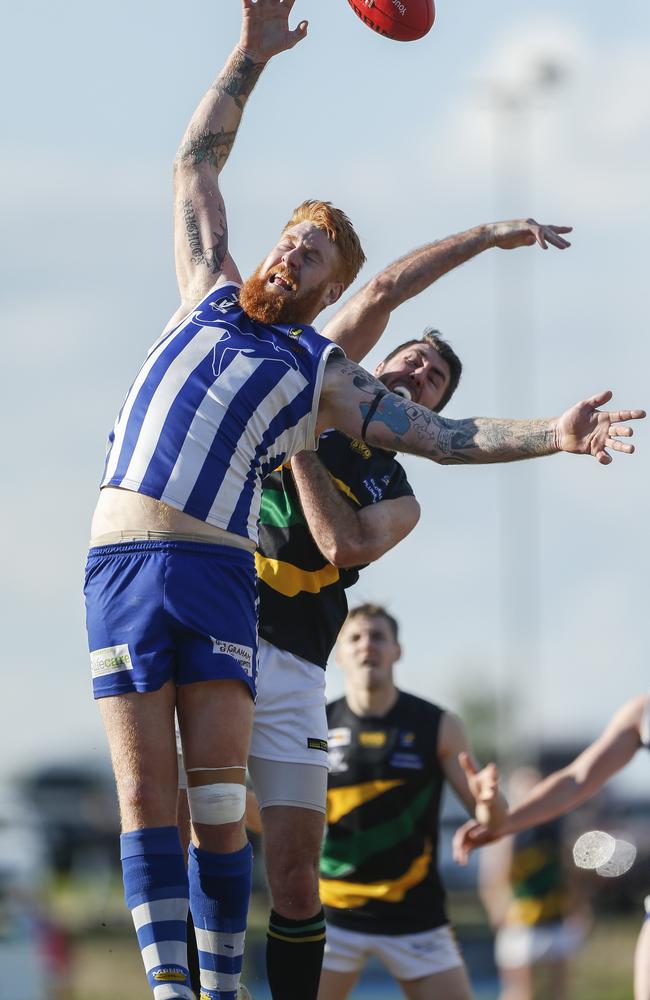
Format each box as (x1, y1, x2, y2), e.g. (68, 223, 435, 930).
(256, 430, 413, 668)
(320, 691, 448, 935)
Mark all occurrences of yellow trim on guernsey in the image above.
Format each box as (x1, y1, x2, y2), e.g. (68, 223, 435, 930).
(326, 780, 405, 825)
(255, 553, 340, 597)
(320, 846, 432, 909)
(329, 475, 361, 505)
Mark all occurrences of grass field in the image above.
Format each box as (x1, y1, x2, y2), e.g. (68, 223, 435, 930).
(63, 910, 638, 1000)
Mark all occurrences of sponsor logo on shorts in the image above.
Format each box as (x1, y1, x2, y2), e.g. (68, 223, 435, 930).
(399, 730, 416, 747)
(307, 738, 328, 752)
(210, 637, 253, 677)
(359, 730, 386, 748)
(153, 967, 187, 983)
(408, 937, 437, 954)
(328, 727, 351, 748)
(90, 644, 133, 678)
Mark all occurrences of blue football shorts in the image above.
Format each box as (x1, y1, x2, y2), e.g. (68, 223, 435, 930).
(84, 540, 258, 699)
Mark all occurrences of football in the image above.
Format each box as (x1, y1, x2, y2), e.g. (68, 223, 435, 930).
(347, 0, 435, 42)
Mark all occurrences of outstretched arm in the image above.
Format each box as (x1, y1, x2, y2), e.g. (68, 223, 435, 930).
(322, 219, 572, 363)
(289, 451, 420, 568)
(172, 0, 308, 311)
(319, 355, 645, 465)
(453, 693, 648, 863)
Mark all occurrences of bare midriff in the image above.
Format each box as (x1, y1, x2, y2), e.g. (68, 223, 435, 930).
(89, 487, 255, 553)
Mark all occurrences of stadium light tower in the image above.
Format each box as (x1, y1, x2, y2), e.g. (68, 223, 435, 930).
(488, 60, 568, 768)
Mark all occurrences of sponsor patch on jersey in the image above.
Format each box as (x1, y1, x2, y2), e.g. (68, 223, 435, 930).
(398, 730, 416, 748)
(389, 751, 424, 770)
(153, 967, 187, 983)
(328, 727, 352, 748)
(349, 438, 372, 459)
(288, 326, 303, 340)
(359, 730, 386, 748)
(363, 477, 384, 502)
(307, 738, 328, 752)
(328, 748, 349, 773)
(210, 637, 253, 677)
(90, 644, 133, 678)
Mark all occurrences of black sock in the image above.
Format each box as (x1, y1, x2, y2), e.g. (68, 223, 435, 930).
(266, 908, 326, 1000)
(186, 910, 201, 997)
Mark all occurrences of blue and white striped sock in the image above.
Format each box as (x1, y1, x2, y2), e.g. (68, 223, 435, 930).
(121, 826, 193, 1000)
(188, 842, 253, 1000)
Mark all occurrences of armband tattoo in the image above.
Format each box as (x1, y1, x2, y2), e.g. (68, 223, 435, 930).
(361, 390, 389, 442)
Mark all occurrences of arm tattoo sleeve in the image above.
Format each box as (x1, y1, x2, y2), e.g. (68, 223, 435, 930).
(183, 200, 204, 266)
(363, 397, 556, 464)
(183, 200, 228, 274)
(177, 125, 238, 171)
(211, 49, 265, 111)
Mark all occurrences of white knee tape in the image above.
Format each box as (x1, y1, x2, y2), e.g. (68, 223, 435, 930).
(186, 783, 246, 825)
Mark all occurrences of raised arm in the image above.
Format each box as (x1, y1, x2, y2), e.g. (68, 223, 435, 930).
(172, 0, 308, 311)
(453, 694, 648, 863)
(322, 219, 572, 363)
(289, 451, 420, 568)
(319, 356, 645, 465)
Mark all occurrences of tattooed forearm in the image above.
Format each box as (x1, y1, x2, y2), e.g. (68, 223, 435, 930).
(176, 125, 237, 171)
(183, 200, 204, 266)
(182, 200, 228, 274)
(362, 398, 558, 464)
(204, 224, 228, 275)
(211, 49, 266, 111)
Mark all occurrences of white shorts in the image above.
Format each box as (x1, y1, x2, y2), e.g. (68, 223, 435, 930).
(322, 923, 464, 981)
(250, 638, 328, 767)
(495, 920, 586, 969)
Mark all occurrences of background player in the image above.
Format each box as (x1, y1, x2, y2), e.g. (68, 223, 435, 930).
(317, 603, 505, 1000)
(454, 692, 650, 1000)
(477, 766, 587, 1000)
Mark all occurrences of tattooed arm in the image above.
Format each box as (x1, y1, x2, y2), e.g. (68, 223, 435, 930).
(323, 220, 572, 363)
(318, 354, 644, 465)
(171, 0, 308, 313)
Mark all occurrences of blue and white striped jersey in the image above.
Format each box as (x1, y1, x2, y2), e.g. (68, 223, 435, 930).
(101, 281, 341, 542)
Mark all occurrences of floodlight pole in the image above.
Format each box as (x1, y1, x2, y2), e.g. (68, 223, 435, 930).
(489, 63, 567, 771)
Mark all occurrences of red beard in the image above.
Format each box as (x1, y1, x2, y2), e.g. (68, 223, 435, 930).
(239, 266, 326, 326)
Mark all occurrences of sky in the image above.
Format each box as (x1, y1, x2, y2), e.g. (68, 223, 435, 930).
(2, 0, 649, 792)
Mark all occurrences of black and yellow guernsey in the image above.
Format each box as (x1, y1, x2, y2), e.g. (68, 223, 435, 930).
(506, 821, 572, 927)
(256, 430, 414, 668)
(320, 691, 448, 935)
